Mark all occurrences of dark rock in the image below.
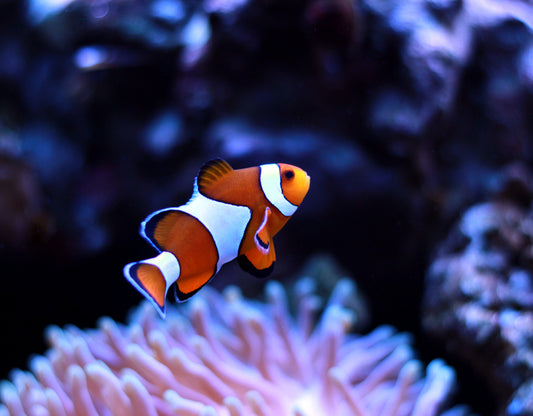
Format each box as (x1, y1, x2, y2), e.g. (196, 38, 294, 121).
(150, 0, 186, 25)
(364, 0, 472, 142)
(0, 135, 52, 249)
(142, 110, 185, 156)
(508, 379, 533, 416)
(27, 0, 198, 50)
(426, 0, 463, 27)
(204, 118, 405, 218)
(423, 172, 533, 415)
(5, 0, 533, 411)
(303, 0, 364, 74)
(20, 124, 84, 189)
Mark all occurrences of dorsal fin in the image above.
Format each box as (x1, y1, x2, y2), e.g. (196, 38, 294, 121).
(197, 158, 234, 195)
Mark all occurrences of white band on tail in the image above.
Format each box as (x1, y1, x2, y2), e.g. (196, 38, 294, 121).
(260, 164, 298, 217)
(143, 251, 181, 292)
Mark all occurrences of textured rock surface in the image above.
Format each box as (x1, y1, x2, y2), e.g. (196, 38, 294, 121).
(2, 0, 533, 258)
(423, 172, 533, 416)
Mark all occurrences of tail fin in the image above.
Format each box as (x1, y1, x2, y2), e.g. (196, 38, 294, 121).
(123, 251, 181, 318)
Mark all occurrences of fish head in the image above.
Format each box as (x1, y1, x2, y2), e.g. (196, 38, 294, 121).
(278, 163, 311, 208)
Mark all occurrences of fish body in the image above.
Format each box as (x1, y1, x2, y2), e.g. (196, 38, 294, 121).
(124, 158, 310, 317)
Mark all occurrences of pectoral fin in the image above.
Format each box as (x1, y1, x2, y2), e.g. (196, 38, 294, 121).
(238, 206, 275, 278)
(254, 207, 272, 254)
(174, 269, 216, 301)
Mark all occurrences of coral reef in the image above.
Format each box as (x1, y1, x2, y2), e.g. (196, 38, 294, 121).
(0, 278, 470, 416)
(423, 169, 533, 416)
(4, 0, 533, 260)
(3, 0, 533, 413)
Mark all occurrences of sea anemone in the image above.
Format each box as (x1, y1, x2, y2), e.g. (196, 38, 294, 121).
(0, 278, 469, 416)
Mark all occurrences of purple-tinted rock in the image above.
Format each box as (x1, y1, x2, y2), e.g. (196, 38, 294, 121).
(0, 138, 51, 249)
(142, 110, 185, 156)
(369, 89, 431, 139)
(150, 0, 186, 24)
(204, 118, 404, 219)
(304, 0, 363, 59)
(20, 124, 84, 188)
(6, 0, 533, 409)
(365, 0, 472, 140)
(423, 180, 533, 415)
(426, 0, 463, 26)
(508, 379, 533, 416)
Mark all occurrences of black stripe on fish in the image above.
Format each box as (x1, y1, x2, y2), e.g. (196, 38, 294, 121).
(237, 254, 274, 279)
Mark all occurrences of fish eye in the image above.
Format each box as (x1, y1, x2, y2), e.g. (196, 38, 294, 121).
(284, 170, 295, 180)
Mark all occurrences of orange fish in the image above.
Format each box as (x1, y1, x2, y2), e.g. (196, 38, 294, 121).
(124, 158, 310, 317)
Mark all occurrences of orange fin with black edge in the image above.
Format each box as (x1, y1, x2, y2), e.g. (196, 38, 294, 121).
(141, 209, 184, 251)
(174, 269, 216, 301)
(196, 158, 234, 197)
(238, 235, 276, 279)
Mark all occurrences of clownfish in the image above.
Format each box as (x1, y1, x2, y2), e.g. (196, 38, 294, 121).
(124, 158, 310, 317)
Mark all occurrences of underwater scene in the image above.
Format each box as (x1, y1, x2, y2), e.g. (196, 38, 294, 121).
(1, 0, 533, 415)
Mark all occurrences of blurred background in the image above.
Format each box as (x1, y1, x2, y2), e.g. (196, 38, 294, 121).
(2, 0, 533, 414)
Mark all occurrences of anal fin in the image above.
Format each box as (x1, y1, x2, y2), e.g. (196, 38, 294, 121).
(174, 270, 216, 301)
(238, 241, 276, 279)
